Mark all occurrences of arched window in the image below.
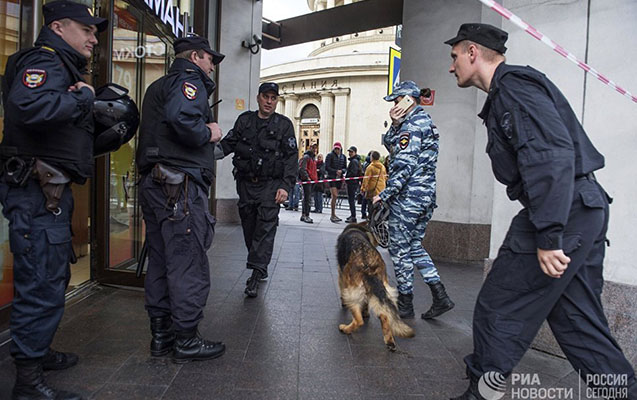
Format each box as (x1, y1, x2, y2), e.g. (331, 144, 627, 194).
(301, 104, 320, 120)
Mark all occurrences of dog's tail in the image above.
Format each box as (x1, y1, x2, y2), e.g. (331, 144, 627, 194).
(363, 275, 415, 338)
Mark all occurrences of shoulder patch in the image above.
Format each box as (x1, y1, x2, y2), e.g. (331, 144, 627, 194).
(182, 82, 198, 100)
(398, 132, 410, 150)
(22, 69, 47, 88)
(288, 137, 297, 149)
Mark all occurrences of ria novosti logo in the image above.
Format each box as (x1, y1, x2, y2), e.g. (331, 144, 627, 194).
(478, 371, 507, 400)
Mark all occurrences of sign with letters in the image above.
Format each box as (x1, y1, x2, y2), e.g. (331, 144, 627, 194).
(388, 47, 401, 96)
(143, 0, 189, 37)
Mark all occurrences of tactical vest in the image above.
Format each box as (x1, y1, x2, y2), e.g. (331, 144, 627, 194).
(0, 46, 94, 178)
(232, 112, 286, 180)
(136, 75, 215, 175)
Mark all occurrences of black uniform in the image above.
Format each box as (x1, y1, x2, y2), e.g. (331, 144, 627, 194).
(345, 155, 362, 220)
(136, 57, 217, 332)
(468, 63, 636, 393)
(220, 111, 297, 277)
(0, 26, 95, 360)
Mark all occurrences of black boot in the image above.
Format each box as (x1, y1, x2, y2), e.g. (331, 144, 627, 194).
(245, 270, 262, 298)
(397, 293, 414, 319)
(450, 369, 486, 400)
(42, 349, 78, 371)
(172, 330, 226, 364)
(12, 358, 82, 400)
(150, 316, 175, 357)
(422, 281, 455, 319)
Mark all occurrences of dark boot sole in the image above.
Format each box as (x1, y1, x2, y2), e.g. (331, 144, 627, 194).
(172, 349, 226, 364)
(421, 302, 455, 320)
(151, 348, 173, 357)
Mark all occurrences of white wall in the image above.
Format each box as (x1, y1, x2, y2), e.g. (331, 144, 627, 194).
(215, 0, 263, 200)
(402, 0, 637, 285)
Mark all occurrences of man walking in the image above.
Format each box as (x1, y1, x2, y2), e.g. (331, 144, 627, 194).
(345, 146, 362, 223)
(136, 35, 226, 364)
(220, 82, 298, 298)
(299, 143, 318, 223)
(446, 23, 636, 399)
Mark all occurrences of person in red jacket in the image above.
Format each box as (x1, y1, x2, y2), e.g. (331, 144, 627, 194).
(299, 143, 318, 223)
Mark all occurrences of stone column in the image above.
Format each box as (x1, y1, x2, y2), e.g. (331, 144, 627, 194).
(332, 88, 350, 148)
(316, 0, 325, 11)
(327, 0, 335, 9)
(344, 0, 352, 4)
(276, 98, 285, 114)
(318, 91, 334, 157)
(283, 94, 298, 142)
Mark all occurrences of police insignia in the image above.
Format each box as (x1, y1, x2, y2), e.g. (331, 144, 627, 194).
(22, 69, 47, 88)
(399, 132, 410, 150)
(182, 82, 198, 100)
(501, 112, 513, 138)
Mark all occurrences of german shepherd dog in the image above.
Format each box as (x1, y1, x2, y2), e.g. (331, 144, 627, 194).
(336, 223, 414, 351)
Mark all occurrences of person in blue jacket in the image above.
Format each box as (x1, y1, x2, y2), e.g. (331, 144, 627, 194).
(446, 23, 637, 400)
(136, 35, 226, 365)
(0, 1, 107, 398)
(373, 81, 454, 321)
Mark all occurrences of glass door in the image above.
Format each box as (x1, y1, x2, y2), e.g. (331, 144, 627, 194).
(94, 0, 172, 286)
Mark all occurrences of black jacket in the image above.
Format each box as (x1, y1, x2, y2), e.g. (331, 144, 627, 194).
(346, 155, 362, 183)
(324, 150, 346, 179)
(479, 63, 605, 250)
(136, 58, 216, 186)
(220, 111, 298, 194)
(1, 26, 95, 183)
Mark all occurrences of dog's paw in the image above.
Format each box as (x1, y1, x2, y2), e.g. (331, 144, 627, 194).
(386, 341, 396, 352)
(339, 324, 350, 334)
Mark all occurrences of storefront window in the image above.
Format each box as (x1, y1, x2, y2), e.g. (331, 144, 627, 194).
(0, 0, 20, 309)
(108, 0, 169, 269)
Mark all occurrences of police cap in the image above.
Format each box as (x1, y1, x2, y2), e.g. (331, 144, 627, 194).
(258, 82, 279, 96)
(174, 35, 225, 65)
(383, 80, 420, 102)
(445, 23, 508, 54)
(43, 0, 108, 32)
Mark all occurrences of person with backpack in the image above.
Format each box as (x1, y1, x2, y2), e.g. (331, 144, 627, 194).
(299, 143, 318, 223)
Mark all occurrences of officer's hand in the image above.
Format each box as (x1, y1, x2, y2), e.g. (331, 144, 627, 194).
(207, 123, 222, 143)
(68, 81, 95, 95)
(389, 105, 407, 126)
(275, 189, 288, 204)
(537, 249, 571, 278)
(336, 170, 342, 177)
(372, 195, 381, 204)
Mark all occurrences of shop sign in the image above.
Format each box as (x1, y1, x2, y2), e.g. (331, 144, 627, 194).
(301, 118, 319, 125)
(143, 0, 188, 37)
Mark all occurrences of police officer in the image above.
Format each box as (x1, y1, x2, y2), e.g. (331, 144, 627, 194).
(136, 35, 225, 364)
(372, 81, 454, 320)
(219, 82, 298, 298)
(446, 24, 637, 399)
(0, 1, 107, 398)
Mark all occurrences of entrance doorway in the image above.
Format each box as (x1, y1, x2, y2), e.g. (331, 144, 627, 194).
(299, 104, 320, 157)
(93, 0, 173, 286)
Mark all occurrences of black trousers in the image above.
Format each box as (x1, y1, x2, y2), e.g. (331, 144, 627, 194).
(301, 182, 313, 216)
(466, 177, 636, 392)
(346, 182, 359, 219)
(140, 174, 215, 332)
(237, 179, 280, 276)
(0, 179, 73, 360)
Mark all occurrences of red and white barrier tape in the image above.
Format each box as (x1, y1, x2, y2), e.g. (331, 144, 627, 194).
(478, 0, 637, 104)
(298, 174, 387, 185)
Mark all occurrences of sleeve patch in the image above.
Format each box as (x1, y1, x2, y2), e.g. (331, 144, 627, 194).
(23, 69, 47, 88)
(288, 137, 297, 149)
(398, 132, 410, 150)
(182, 82, 198, 100)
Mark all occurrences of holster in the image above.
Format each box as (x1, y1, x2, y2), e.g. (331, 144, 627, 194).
(33, 159, 71, 214)
(151, 163, 185, 206)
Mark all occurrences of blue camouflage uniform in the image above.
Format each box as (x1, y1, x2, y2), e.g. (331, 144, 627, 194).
(379, 100, 441, 295)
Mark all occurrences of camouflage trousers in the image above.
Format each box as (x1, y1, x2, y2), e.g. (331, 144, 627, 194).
(388, 199, 439, 295)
